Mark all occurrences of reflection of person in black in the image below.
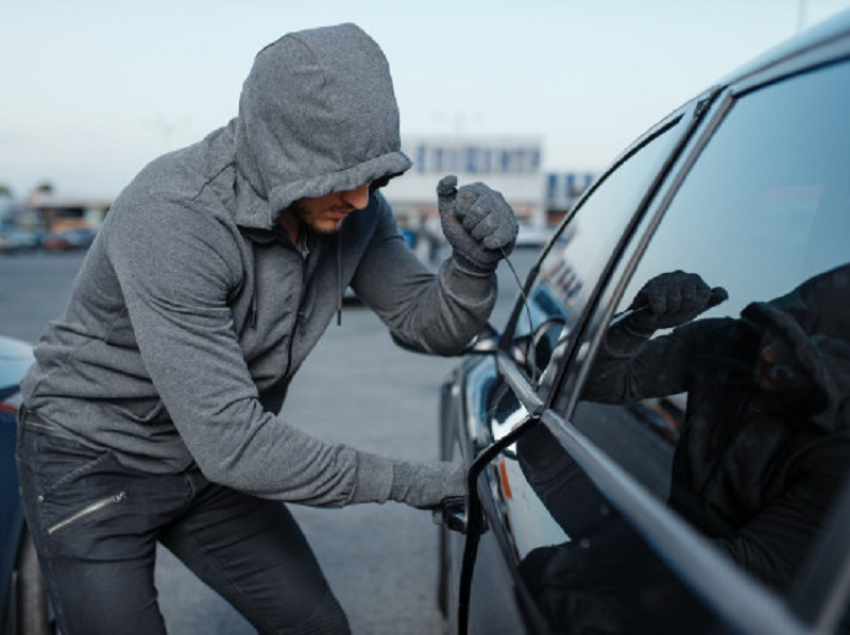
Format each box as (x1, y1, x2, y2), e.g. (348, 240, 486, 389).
(582, 266, 850, 591)
(518, 265, 850, 632)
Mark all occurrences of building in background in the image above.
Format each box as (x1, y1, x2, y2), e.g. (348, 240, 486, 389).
(544, 171, 596, 225)
(25, 193, 111, 234)
(383, 135, 546, 244)
(382, 135, 594, 250)
(2, 138, 596, 254)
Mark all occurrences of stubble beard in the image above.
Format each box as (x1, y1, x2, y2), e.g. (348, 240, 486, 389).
(289, 200, 348, 235)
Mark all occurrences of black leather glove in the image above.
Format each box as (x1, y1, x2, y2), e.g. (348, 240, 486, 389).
(624, 270, 728, 333)
(390, 460, 466, 510)
(437, 175, 518, 273)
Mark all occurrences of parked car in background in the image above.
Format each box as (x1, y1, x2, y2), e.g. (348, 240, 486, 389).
(0, 227, 41, 254)
(0, 335, 53, 634)
(437, 10, 850, 635)
(0, 202, 45, 254)
(41, 227, 97, 252)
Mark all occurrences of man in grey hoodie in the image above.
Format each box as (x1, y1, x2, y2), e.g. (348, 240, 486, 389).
(16, 23, 517, 635)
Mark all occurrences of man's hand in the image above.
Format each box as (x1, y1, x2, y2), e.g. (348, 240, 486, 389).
(625, 270, 728, 332)
(390, 460, 466, 510)
(437, 175, 518, 273)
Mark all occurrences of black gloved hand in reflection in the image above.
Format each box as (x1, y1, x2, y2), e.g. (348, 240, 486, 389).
(624, 270, 728, 333)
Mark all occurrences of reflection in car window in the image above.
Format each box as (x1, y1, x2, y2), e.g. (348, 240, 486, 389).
(559, 59, 850, 612)
(486, 370, 724, 633)
(514, 120, 682, 379)
(484, 116, 736, 633)
(516, 423, 722, 634)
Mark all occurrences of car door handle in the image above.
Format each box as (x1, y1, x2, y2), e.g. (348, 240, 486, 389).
(432, 496, 489, 535)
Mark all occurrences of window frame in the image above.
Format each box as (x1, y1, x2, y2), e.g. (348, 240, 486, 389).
(454, 22, 850, 635)
(461, 89, 728, 634)
(497, 95, 712, 400)
(539, 50, 850, 635)
(521, 89, 720, 403)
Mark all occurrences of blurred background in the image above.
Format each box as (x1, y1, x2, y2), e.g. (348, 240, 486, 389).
(3, 0, 850, 252)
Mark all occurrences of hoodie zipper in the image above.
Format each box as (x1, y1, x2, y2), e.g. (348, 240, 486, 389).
(248, 230, 329, 379)
(282, 235, 320, 380)
(46, 491, 127, 535)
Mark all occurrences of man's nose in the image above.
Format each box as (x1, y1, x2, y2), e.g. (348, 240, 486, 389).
(760, 343, 779, 363)
(340, 183, 371, 210)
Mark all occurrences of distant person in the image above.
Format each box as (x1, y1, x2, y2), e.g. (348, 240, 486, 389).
(16, 24, 517, 635)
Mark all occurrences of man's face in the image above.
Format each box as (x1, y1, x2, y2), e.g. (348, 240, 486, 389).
(753, 327, 810, 395)
(287, 182, 372, 235)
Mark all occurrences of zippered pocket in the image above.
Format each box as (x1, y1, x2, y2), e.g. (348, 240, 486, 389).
(46, 491, 127, 536)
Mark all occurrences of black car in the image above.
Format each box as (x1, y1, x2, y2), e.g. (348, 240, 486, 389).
(437, 10, 850, 635)
(0, 335, 53, 635)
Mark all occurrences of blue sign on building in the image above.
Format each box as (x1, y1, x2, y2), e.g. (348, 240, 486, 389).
(546, 172, 595, 209)
(410, 142, 541, 175)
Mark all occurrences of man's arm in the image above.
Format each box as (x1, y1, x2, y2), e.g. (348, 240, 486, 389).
(352, 178, 517, 355)
(583, 271, 727, 403)
(106, 195, 462, 509)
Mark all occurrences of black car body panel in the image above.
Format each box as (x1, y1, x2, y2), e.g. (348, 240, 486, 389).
(0, 408, 25, 632)
(0, 335, 35, 633)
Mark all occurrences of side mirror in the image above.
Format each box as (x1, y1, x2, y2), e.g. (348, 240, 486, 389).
(507, 315, 568, 373)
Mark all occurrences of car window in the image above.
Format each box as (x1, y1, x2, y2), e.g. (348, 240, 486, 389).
(566, 57, 850, 617)
(482, 375, 727, 634)
(509, 118, 684, 382)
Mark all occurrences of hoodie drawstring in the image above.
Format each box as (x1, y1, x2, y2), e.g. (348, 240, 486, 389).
(251, 257, 258, 328)
(336, 237, 343, 326)
(249, 229, 343, 328)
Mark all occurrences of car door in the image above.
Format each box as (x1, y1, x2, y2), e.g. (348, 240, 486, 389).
(547, 51, 850, 634)
(439, 95, 712, 634)
(445, 26, 850, 635)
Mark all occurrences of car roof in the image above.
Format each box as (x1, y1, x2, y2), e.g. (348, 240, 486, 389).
(713, 8, 850, 89)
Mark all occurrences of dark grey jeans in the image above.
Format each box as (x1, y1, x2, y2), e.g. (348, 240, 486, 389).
(16, 412, 350, 635)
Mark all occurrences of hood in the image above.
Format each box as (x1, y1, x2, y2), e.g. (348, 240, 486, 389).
(234, 23, 412, 229)
(741, 263, 850, 432)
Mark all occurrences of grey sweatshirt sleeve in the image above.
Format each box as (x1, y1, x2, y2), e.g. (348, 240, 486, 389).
(104, 196, 403, 507)
(351, 195, 497, 355)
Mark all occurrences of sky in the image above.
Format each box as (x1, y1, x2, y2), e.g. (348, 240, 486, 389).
(3, 0, 850, 200)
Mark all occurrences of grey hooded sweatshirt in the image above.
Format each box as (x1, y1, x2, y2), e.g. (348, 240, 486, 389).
(21, 24, 496, 507)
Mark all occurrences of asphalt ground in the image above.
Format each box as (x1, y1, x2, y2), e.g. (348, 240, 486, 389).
(0, 245, 536, 634)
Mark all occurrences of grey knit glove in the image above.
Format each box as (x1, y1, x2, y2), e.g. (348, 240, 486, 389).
(437, 175, 518, 273)
(625, 270, 728, 333)
(390, 460, 466, 510)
